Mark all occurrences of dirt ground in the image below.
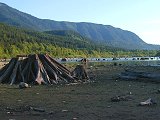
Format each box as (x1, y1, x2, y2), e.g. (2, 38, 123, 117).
(0, 62, 160, 120)
(0, 61, 7, 68)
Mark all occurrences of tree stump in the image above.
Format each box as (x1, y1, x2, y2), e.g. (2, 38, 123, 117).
(71, 65, 89, 82)
(0, 54, 90, 85)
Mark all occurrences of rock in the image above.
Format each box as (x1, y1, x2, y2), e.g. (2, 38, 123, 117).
(17, 99, 22, 102)
(113, 62, 117, 66)
(62, 101, 66, 103)
(48, 111, 54, 115)
(72, 117, 78, 120)
(62, 109, 68, 112)
(128, 92, 132, 95)
(107, 106, 111, 108)
(19, 82, 29, 89)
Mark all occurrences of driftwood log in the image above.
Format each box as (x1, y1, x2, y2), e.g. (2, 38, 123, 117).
(119, 69, 160, 83)
(139, 98, 157, 106)
(0, 54, 90, 85)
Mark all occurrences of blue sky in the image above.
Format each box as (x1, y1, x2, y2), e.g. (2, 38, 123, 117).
(1, 0, 160, 45)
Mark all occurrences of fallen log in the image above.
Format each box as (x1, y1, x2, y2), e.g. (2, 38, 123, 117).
(139, 98, 157, 106)
(119, 69, 160, 83)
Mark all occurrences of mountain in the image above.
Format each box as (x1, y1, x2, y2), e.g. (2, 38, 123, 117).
(44, 30, 87, 40)
(1, 23, 124, 58)
(0, 2, 159, 50)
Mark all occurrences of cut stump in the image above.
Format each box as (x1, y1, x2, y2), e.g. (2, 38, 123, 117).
(71, 65, 89, 82)
(0, 54, 90, 85)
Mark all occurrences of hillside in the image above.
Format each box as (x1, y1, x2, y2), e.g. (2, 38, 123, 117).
(0, 23, 124, 58)
(44, 30, 89, 42)
(0, 2, 159, 50)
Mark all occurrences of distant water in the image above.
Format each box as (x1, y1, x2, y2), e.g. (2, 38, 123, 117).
(57, 57, 160, 66)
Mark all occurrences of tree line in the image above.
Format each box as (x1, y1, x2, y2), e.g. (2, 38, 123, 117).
(0, 23, 158, 58)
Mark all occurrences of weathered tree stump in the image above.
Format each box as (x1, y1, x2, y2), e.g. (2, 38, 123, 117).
(71, 65, 89, 82)
(0, 54, 90, 85)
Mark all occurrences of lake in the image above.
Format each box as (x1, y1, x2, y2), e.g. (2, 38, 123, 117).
(58, 56, 160, 67)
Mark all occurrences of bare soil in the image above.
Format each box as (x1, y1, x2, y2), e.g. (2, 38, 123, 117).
(0, 62, 160, 120)
(0, 61, 8, 68)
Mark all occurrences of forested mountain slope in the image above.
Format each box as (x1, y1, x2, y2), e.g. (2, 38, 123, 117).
(0, 2, 159, 50)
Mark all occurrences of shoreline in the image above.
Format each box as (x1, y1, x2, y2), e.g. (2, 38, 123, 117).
(0, 64, 160, 119)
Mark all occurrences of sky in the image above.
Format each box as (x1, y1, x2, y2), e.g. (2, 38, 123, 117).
(0, 0, 160, 45)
